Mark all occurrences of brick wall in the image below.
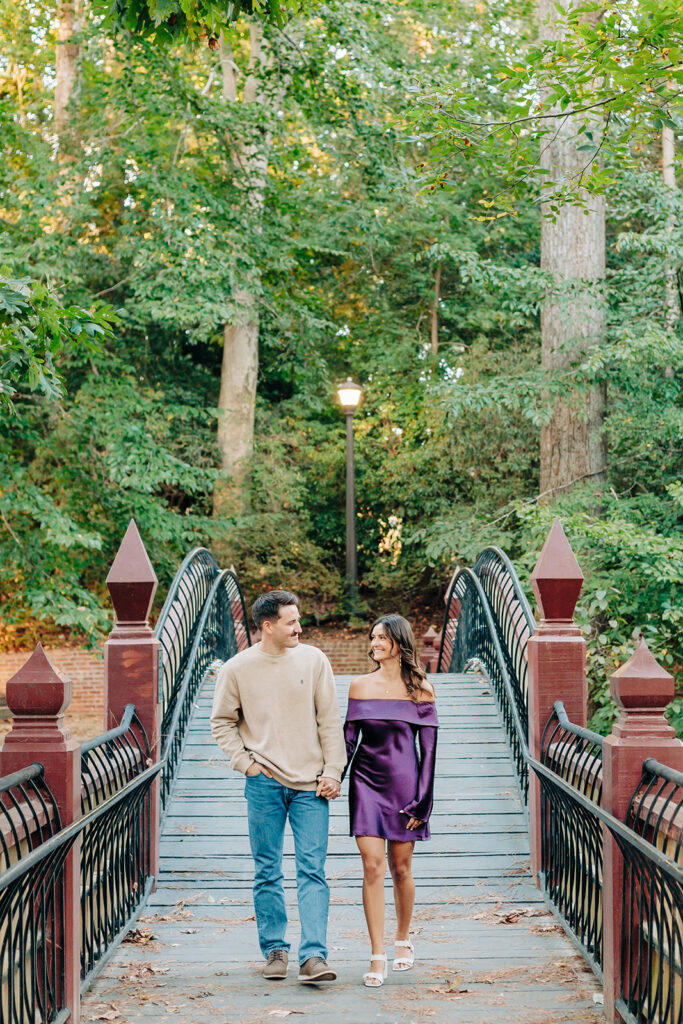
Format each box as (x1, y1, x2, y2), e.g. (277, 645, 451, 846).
(311, 636, 374, 675)
(0, 649, 104, 715)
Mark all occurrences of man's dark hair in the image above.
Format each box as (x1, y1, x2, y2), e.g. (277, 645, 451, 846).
(251, 590, 299, 630)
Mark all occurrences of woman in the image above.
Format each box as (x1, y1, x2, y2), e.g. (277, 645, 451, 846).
(343, 614, 438, 987)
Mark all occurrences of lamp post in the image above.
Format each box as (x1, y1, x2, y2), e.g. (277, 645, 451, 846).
(337, 377, 362, 614)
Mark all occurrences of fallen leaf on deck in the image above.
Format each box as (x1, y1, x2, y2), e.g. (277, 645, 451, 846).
(471, 905, 551, 924)
(141, 910, 194, 923)
(89, 1007, 121, 1021)
(123, 927, 156, 945)
(121, 963, 170, 983)
(428, 976, 469, 997)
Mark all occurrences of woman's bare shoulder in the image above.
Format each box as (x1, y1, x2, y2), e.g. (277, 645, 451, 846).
(349, 674, 377, 698)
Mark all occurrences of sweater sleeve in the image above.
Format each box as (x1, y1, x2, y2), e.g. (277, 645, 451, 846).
(341, 717, 361, 782)
(210, 661, 253, 775)
(400, 725, 438, 823)
(314, 653, 347, 782)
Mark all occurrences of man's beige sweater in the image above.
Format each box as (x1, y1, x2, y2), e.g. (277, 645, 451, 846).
(210, 642, 346, 791)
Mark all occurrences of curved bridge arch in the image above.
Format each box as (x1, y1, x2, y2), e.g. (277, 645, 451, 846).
(438, 547, 533, 802)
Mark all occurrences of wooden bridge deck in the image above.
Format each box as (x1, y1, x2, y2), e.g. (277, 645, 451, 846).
(83, 671, 605, 1023)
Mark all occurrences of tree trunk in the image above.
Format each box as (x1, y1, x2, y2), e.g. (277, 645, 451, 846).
(538, 0, 607, 499)
(54, 0, 81, 135)
(213, 26, 272, 517)
(431, 264, 441, 356)
(215, 290, 260, 517)
(662, 125, 679, 327)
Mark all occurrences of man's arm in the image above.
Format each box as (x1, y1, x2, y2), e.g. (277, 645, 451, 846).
(210, 662, 253, 775)
(314, 653, 346, 798)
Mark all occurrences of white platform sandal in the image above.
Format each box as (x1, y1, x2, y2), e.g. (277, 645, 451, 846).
(363, 953, 388, 987)
(393, 939, 415, 971)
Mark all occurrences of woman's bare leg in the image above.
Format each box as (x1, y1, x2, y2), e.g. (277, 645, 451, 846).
(387, 840, 415, 941)
(356, 836, 387, 975)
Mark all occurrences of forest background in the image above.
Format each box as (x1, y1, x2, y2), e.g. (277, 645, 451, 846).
(1, 0, 681, 732)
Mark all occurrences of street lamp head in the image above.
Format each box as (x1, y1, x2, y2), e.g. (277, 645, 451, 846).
(337, 377, 362, 413)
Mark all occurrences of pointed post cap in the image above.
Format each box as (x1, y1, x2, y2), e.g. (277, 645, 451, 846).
(611, 637, 674, 710)
(530, 519, 584, 621)
(106, 519, 158, 624)
(6, 644, 71, 717)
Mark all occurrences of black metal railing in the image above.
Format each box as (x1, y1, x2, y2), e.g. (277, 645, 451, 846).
(533, 708, 683, 1020)
(617, 760, 683, 1024)
(538, 702, 605, 973)
(80, 706, 153, 988)
(543, 701, 603, 804)
(81, 705, 149, 814)
(155, 548, 221, 727)
(0, 764, 61, 871)
(473, 546, 534, 721)
(0, 760, 161, 1024)
(0, 765, 65, 1023)
(437, 566, 530, 801)
(158, 567, 250, 812)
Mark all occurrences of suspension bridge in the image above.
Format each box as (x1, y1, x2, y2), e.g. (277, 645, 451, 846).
(0, 520, 680, 1024)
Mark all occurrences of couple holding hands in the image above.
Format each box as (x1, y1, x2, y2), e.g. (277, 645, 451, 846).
(210, 589, 438, 987)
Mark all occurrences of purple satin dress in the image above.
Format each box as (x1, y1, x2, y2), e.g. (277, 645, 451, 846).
(343, 698, 438, 842)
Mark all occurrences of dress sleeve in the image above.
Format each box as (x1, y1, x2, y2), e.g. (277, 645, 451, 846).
(341, 718, 361, 782)
(400, 725, 438, 823)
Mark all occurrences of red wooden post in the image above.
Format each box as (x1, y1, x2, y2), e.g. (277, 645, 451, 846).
(1, 645, 81, 1024)
(602, 640, 683, 1022)
(420, 626, 439, 673)
(527, 519, 587, 883)
(103, 519, 161, 881)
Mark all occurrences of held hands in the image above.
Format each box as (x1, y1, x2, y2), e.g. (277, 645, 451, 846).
(316, 776, 341, 800)
(246, 763, 340, 799)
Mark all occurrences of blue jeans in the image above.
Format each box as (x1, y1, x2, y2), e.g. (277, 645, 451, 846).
(245, 774, 330, 965)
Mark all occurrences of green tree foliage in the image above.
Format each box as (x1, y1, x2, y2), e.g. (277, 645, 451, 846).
(413, 0, 683, 208)
(0, 0, 680, 736)
(94, 0, 293, 45)
(0, 275, 116, 407)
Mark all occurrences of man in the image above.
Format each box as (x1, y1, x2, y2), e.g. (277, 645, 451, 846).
(211, 589, 346, 983)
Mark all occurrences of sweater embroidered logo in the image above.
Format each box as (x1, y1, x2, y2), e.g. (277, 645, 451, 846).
(300, 679, 304, 685)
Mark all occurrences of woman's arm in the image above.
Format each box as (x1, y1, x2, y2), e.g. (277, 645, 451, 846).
(341, 718, 361, 781)
(400, 725, 438, 823)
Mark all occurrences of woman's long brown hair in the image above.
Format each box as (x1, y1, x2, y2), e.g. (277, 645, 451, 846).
(369, 614, 432, 702)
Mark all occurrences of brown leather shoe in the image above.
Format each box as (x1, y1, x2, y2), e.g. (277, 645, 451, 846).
(297, 957, 337, 983)
(263, 949, 288, 979)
